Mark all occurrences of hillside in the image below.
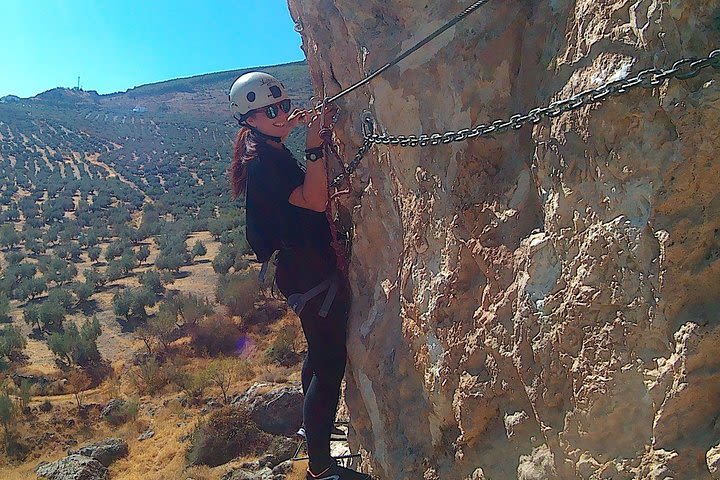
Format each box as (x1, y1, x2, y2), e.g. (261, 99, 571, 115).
(0, 60, 316, 479)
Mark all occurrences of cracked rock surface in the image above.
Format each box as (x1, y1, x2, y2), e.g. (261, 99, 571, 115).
(288, 0, 720, 478)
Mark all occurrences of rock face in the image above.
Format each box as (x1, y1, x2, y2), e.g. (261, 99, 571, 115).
(287, 1, 720, 478)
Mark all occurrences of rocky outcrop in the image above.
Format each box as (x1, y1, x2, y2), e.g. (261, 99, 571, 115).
(36, 454, 108, 480)
(232, 383, 303, 435)
(288, 0, 720, 478)
(69, 438, 128, 467)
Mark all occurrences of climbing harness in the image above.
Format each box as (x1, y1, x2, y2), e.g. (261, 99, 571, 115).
(286, 274, 339, 318)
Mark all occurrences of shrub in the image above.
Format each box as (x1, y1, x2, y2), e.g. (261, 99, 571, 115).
(18, 380, 31, 412)
(145, 305, 179, 351)
(4, 251, 25, 266)
(87, 245, 101, 263)
(0, 388, 16, 435)
(83, 267, 107, 290)
(40, 256, 77, 285)
(0, 225, 20, 249)
(139, 270, 164, 295)
(17, 277, 47, 302)
(264, 324, 300, 367)
(104, 241, 125, 262)
(0, 326, 26, 362)
(113, 287, 156, 321)
(131, 357, 177, 395)
(66, 369, 92, 408)
(175, 293, 213, 327)
(177, 369, 211, 406)
(47, 288, 73, 311)
(191, 240, 206, 259)
(136, 245, 150, 265)
(104, 396, 140, 426)
(189, 315, 241, 357)
(215, 271, 260, 318)
(233, 255, 249, 272)
(245, 299, 287, 327)
(46, 317, 102, 367)
(38, 299, 66, 332)
(207, 357, 254, 404)
(211, 249, 233, 275)
(119, 251, 137, 274)
(186, 406, 271, 467)
(106, 260, 124, 281)
(156, 252, 183, 273)
(23, 305, 41, 332)
(0, 293, 10, 323)
(71, 281, 94, 305)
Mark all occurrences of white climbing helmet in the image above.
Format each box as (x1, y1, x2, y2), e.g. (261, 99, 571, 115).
(229, 71, 289, 118)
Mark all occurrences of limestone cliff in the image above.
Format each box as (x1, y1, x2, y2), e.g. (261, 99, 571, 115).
(286, 1, 720, 478)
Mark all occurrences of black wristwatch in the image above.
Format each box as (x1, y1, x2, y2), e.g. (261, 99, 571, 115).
(305, 147, 324, 162)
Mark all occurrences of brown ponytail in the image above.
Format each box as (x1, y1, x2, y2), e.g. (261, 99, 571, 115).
(229, 127, 258, 200)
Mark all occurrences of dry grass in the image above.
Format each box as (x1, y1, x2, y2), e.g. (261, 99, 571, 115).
(0, 354, 292, 479)
(0, 200, 311, 478)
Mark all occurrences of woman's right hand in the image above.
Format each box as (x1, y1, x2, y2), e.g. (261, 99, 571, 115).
(306, 104, 337, 148)
(287, 109, 309, 130)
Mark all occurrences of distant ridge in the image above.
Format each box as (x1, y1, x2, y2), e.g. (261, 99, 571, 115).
(116, 60, 308, 98)
(19, 60, 311, 117)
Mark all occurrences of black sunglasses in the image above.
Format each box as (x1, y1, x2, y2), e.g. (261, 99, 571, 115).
(261, 99, 291, 119)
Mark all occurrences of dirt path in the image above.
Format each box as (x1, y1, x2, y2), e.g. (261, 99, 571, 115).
(82, 152, 152, 204)
(66, 157, 82, 179)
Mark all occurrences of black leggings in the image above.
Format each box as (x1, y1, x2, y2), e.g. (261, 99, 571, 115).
(275, 252, 350, 472)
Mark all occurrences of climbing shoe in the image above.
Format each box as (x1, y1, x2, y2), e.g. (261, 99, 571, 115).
(297, 424, 347, 441)
(306, 462, 372, 480)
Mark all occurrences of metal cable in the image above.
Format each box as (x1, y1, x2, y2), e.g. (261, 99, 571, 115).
(326, 0, 493, 104)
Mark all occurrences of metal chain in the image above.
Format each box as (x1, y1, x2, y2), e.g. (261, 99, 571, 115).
(330, 135, 373, 188)
(328, 49, 719, 187)
(363, 48, 720, 148)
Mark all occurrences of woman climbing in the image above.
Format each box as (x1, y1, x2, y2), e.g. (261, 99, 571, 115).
(227, 72, 371, 480)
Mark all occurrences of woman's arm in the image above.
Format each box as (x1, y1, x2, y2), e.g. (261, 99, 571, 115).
(288, 149, 328, 212)
(287, 106, 335, 212)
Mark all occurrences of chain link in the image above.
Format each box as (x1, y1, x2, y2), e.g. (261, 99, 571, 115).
(363, 48, 719, 148)
(327, 48, 718, 186)
(330, 136, 373, 188)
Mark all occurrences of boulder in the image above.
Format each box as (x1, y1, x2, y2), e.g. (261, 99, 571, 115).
(35, 454, 108, 480)
(232, 383, 302, 436)
(70, 438, 128, 467)
(708, 444, 720, 479)
(266, 436, 298, 466)
(99, 399, 124, 419)
(220, 467, 275, 480)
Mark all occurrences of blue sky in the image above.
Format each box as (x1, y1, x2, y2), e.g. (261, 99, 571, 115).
(0, 0, 304, 98)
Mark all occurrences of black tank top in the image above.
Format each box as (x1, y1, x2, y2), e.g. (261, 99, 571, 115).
(245, 141, 335, 279)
